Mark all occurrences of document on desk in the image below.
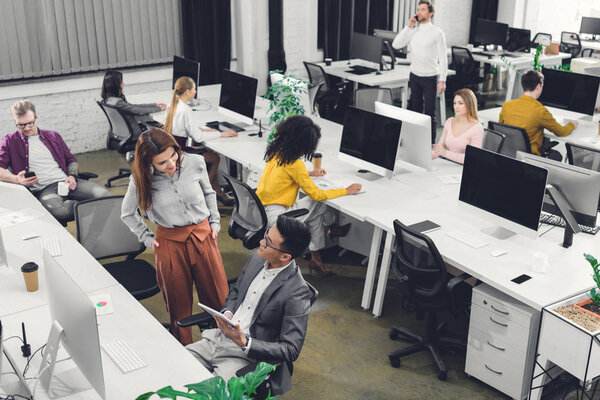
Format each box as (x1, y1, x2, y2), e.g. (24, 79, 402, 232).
(437, 174, 462, 185)
(0, 208, 43, 228)
(312, 176, 365, 193)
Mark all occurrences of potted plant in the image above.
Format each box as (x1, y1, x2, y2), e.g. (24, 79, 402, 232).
(136, 362, 277, 400)
(574, 254, 600, 318)
(265, 70, 309, 142)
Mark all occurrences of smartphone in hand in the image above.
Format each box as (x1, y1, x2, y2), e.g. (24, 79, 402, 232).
(24, 171, 36, 178)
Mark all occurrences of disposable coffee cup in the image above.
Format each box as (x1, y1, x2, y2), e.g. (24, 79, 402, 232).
(57, 181, 69, 196)
(313, 153, 323, 170)
(324, 58, 332, 66)
(21, 262, 39, 292)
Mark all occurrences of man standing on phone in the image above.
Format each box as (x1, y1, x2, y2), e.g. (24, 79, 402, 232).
(0, 100, 109, 224)
(392, 0, 447, 143)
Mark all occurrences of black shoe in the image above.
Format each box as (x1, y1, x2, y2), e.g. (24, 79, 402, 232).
(217, 194, 234, 207)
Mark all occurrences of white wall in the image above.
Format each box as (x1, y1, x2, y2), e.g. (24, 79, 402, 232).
(524, 0, 595, 41)
(434, 0, 473, 47)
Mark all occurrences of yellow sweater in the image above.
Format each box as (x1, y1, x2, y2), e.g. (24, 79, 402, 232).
(499, 95, 574, 156)
(256, 158, 347, 207)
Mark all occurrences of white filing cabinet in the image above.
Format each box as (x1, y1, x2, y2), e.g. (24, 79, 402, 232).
(465, 284, 540, 400)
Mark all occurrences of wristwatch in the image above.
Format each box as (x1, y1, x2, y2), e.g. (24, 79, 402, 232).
(241, 334, 251, 351)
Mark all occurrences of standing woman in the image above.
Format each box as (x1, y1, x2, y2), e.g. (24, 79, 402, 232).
(163, 76, 237, 206)
(256, 116, 362, 276)
(121, 128, 229, 345)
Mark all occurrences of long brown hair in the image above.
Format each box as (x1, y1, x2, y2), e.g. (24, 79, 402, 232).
(132, 127, 183, 212)
(163, 76, 195, 134)
(454, 88, 479, 122)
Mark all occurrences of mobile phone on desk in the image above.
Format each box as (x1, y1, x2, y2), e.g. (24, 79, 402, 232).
(408, 220, 440, 234)
(24, 171, 36, 178)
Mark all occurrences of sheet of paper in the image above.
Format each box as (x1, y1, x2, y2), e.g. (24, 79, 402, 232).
(90, 294, 115, 316)
(438, 174, 462, 185)
(0, 208, 43, 228)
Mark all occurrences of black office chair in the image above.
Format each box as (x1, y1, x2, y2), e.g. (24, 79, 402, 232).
(354, 88, 393, 112)
(448, 47, 485, 99)
(74, 195, 160, 300)
(531, 32, 552, 49)
(481, 128, 506, 154)
(97, 101, 138, 187)
(581, 48, 595, 58)
(560, 32, 582, 57)
(224, 176, 308, 250)
(487, 121, 531, 158)
(388, 220, 471, 381)
(303, 61, 345, 118)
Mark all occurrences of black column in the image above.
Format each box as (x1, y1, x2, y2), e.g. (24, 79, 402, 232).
(268, 0, 286, 73)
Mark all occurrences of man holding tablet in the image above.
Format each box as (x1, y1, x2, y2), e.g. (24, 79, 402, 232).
(187, 216, 312, 396)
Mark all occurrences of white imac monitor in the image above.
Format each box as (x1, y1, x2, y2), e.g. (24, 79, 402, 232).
(374, 101, 432, 171)
(41, 249, 105, 399)
(218, 70, 258, 126)
(338, 106, 402, 179)
(459, 146, 548, 240)
(0, 229, 8, 271)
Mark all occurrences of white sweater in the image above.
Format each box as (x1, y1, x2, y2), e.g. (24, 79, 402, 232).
(392, 22, 448, 81)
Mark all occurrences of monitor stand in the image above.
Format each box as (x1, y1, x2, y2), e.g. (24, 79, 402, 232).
(481, 225, 516, 240)
(356, 170, 384, 181)
(188, 98, 211, 112)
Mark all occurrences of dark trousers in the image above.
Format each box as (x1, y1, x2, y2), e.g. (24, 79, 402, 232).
(408, 73, 437, 143)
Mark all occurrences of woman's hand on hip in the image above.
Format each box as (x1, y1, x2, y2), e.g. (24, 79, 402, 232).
(151, 239, 159, 250)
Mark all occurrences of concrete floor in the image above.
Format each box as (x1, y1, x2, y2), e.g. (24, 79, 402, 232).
(64, 148, 514, 399)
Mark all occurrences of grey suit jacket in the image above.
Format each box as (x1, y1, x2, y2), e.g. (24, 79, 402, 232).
(222, 252, 311, 395)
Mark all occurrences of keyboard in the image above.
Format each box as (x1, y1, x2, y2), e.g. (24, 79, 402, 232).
(347, 65, 378, 75)
(539, 213, 600, 235)
(206, 121, 246, 132)
(102, 339, 146, 374)
(445, 230, 489, 249)
(41, 237, 62, 257)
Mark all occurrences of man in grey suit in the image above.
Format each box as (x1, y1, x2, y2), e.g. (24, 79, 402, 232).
(187, 215, 313, 395)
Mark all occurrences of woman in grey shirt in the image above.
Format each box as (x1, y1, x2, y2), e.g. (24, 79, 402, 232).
(121, 127, 229, 345)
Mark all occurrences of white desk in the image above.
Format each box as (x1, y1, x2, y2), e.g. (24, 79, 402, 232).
(580, 39, 600, 52)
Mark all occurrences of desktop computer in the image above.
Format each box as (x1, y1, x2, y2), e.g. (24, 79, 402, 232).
(375, 102, 432, 171)
(349, 33, 384, 74)
(580, 16, 600, 38)
(538, 67, 600, 116)
(214, 70, 258, 131)
(472, 19, 509, 50)
(172, 56, 200, 98)
(459, 146, 548, 240)
(338, 106, 402, 179)
(505, 27, 531, 53)
(0, 229, 7, 272)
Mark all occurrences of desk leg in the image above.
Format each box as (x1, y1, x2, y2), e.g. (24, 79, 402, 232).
(496, 66, 503, 91)
(529, 355, 553, 400)
(372, 232, 395, 317)
(505, 69, 517, 103)
(401, 83, 408, 109)
(439, 94, 446, 128)
(361, 227, 383, 310)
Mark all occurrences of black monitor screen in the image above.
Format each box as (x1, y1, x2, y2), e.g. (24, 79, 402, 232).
(580, 17, 600, 35)
(350, 33, 384, 65)
(173, 56, 200, 99)
(340, 106, 402, 172)
(219, 70, 258, 119)
(538, 68, 600, 116)
(459, 146, 548, 232)
(473, 19, 508, 47)
(506, 28, 531, 52)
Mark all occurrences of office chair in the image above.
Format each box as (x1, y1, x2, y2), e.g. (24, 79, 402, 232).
(448, 47, 485, 97)
(388, 220, 471, 381)
(581, 48, 595, 58)
(560, 32, 582, 57)
(97, 101, 137, 187)
(224, 176, 309, 250)
(531, 32, 552, 49)
(481, 128, 506, 154)
(487, 121, 531, 158)
(178, 281, 319, 399)
(74, 196, 160, 300)
(303, 61, 345, 118)
(354, 88, 393, 112)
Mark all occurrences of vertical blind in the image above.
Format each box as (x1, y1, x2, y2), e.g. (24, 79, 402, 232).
(0, 0, 182, 81)
(396, 0, 419, 31)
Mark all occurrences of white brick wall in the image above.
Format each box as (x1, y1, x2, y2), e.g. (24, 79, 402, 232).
(434, 0, 472, 47)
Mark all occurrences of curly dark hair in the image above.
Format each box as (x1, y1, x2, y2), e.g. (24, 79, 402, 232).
(264, 115, 321, 166)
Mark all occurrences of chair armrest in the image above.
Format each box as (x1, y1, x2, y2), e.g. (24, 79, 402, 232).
(281, 208, 309, 219)
(77, 172, 98, 180)
(447, 272, 472, 315)
(177, 311, 213, 328)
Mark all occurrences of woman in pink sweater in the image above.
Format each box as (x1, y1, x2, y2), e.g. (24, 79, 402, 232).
(432, 88, 483, 164)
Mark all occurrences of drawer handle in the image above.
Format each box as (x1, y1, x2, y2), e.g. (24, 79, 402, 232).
(486, 340, 506, 351)
(485, 364, 503, 375)
(490, 305, 509, 315)
(489, 316, 508, 327)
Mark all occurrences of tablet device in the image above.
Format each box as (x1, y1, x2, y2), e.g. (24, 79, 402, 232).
(197, 302, 237, 328)
(408, 220, 441, 234)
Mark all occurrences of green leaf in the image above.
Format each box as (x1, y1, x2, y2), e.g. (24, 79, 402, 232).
(186, 376, 227, 397)
(227, 376, 245, 399)
(241, 363, 277, 395)
(154, 386, 206, 399)
(136, 392, 156, 400)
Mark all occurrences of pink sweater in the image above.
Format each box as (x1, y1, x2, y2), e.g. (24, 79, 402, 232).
(434, 118, 483, 164)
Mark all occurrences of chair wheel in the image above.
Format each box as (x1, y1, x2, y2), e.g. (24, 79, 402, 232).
(437, 371, 447, 381)
(389, 357, 400, 368)
(389, 330, 399, 340)
(105, 182, 111, 188)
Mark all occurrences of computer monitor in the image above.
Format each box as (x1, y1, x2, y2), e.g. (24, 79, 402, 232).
(350, 33, 384, 67)
(373, 29, 397, 41)
(538, 68, 600, 116)
(580, 17, 600, 36)
(472, 19, 509, 48)
(218, 70, 258, 126)
(459, 146, 548, 239)
(338, 106, 402, 179)
(41, 250, 105, 399)
(517, 152, 600, 227)
(172, 56, 200, 99)
(0, 229, 7, 272)
(506, 27, 531, 52)
(375, 102, 432, 171)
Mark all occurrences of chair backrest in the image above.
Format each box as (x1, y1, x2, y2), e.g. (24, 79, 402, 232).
(224, 176, 268, 249)
(488, 121, 531, 157)
(566, 142, 600, 172)
(560, 31, 581, 56)
(531, 32, 552, 48)
(96, 101, 136, 142)
(74, 196, 145, 260)
(481, 128, 506, 153)
(392, 220, 447, 300)
(303, 61, 330, 94)
(450, 46, 479, 82)
(582, 48, 594, 58)
(354, 88, 393, 112)
(306, 281, 319, 306)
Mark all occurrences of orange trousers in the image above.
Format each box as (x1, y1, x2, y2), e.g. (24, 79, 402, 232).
(155, 219, 229, 345)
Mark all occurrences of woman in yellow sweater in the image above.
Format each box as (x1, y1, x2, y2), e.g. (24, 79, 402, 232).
(256, 116, 362, 276)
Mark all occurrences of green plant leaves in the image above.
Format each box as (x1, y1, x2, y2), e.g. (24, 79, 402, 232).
(241, 362, 277, 395)
(585, 253, 600, 304)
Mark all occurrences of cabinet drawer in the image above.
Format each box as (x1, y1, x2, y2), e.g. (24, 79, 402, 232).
(470, 304, 530, 352)
(472, 285, 536, 329)
(465, 351, 528, 400)
(467, 326, 527, 370)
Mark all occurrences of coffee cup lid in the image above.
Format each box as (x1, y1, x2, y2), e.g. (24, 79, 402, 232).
(21, 262, 39, 273)
(313, 152, 322, 158)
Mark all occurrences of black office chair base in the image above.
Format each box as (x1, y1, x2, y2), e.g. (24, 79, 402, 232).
(105, 168, 132, 188)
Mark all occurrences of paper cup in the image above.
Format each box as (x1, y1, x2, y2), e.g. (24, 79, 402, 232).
(21, 262, 39, 292)
(313, 153, 323, 170)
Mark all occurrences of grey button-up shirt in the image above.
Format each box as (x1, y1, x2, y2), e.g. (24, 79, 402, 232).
(121, 153, 220, 248)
